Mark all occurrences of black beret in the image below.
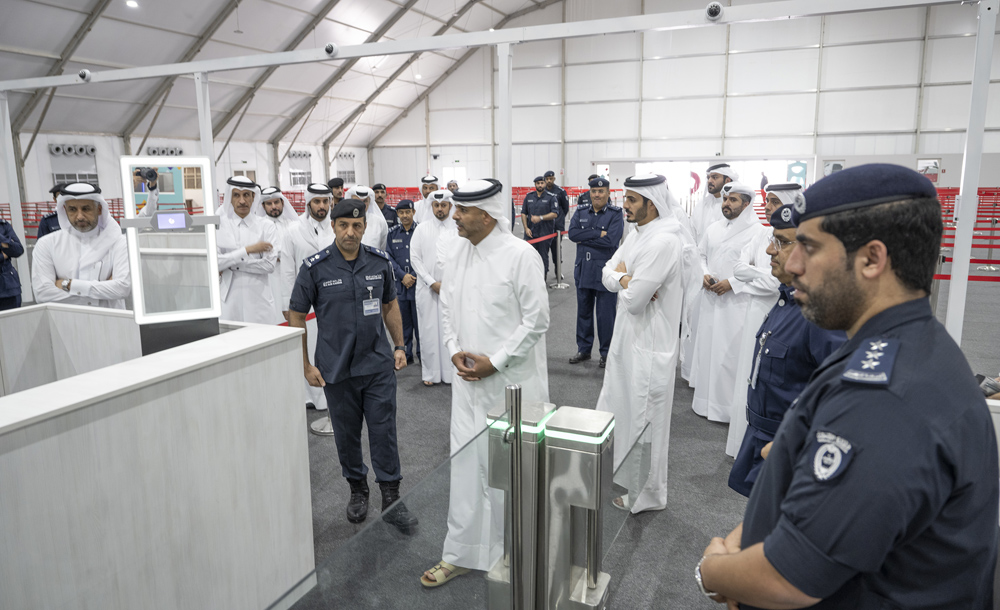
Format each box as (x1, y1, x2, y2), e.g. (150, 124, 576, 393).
(533, 175, 546, 183)
(543, 170, 555, 178)
(226, 176, 258, 190)
(331, 199, 366, 220)
(793, 163, 937, 225)
(49, 183, 69, 195)
(587, 174, 599, 181)
(770, 205, 795, 229)
(327, 177, 345, 188)
(372, 183, 386, 191)
(396, 199, 414, 210)
(589, 178, 610, 189)
(624, 174, 666, 188)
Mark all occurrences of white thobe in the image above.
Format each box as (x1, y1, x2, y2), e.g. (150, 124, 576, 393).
(414, 196, 435, 225)
(689, 207, 768, 422)
(689, 193, 725, 245)
(440, 224, 550, 571)
(266, 217, 297, 323)
(283, 214, 335, 411)
(217, 214, 279, 325)
(410, 216, 457, 384)
(596, 217, 684, 514)
(31, 229, 130, 309)
(725, 228, 780, 456)
(362, 203, 388, 251)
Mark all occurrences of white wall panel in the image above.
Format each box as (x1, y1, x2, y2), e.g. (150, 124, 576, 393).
(644, 27, 727, 59)
(728, 17, 821, 52)
(643, 56, 726, 99)
(918, 132, 968, 155)
(565, 0, 641, 21)
(988, 82, 1000, 129)
(640, 139, 723, 158)
(564, 141, 639, 186)
(512, 106, 561, 143)
(725, 94, 817, 137)
(566, 62, 640, 102)
(927, 4, 980, 36)
(924, 37, 976, 84)
(725, 137, 814, 157)
(512, 144, 561, 186)
(376, 99, 426, 146)
(821, 42, 922, 89)
(727, 49, 819, 95)
(429, 49, 491, 111)
(372, 147, 425, 187)
(428, 146, 493, 183)
(566, 33, 641, 64)
(819, 89, 918, 133)
(565, 102, 639, 141)
(817, 134, 916, 156)
(920, 84, 970, 131)
(823, 8, 925, 44)
(429, 108, 491, 144)
(642, 99, 724, 138)
(513, 41, 562, 68)
(508, 68, 562, 106)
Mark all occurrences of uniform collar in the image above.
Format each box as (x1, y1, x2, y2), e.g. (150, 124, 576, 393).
(850, 297, 932, 342)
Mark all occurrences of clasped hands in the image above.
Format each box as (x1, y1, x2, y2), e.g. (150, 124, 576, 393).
(615, 261, 657, 301)
(452, 351, 496, 381)
(703, 274, 733, 295)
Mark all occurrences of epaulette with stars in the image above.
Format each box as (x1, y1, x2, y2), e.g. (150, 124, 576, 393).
(841, 337, 899, 386)
(304, 249, 331, 268)
(42, 212, 57, 219)
(363, 245, 391, 261)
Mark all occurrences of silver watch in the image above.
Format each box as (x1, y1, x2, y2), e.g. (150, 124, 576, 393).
(695, 555, 716, 598)
(61, 279, 71, 292)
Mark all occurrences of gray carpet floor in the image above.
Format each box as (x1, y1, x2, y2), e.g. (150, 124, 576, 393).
(279, 237, 998, 610)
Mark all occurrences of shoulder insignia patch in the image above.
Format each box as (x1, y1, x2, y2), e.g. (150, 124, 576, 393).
(841, 337, 899, 386)
(42, 212, 57, 219)
(304, 249, 330, 268)
(810, 431, 855, 482)
(363, 244, 391, 261)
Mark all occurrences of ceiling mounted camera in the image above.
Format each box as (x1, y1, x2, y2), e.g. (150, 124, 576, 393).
(705, 2, 724, 21)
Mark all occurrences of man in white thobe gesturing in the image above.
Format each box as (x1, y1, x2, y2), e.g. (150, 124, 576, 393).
(283, 183, 335, 411)
(689, 182, 771, 422)
(420, 179, 550, 588)
(410, 188, 457, 386)
(216, 176, 279, 324)
(596, 174, 688, 514)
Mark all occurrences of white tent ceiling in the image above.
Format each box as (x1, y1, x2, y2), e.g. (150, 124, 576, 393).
(0, 0, 552, 147)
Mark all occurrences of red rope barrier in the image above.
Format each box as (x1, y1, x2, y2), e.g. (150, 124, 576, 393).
(934, 274, 1000, 282)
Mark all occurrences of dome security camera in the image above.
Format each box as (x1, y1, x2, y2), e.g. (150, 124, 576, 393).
(325, 43, 338, 56)
(705, 2, 724, 21)
(78, 69, 92, 82)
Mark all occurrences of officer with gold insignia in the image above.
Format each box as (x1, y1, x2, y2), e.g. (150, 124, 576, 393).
(698, 164, 998, 609)
(288, 198, 418, 535)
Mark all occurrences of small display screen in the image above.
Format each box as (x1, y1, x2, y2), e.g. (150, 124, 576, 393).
(156, 213, 187, 230)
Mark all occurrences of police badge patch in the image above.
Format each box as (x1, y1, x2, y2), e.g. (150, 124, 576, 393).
(811, 431, 855, 482)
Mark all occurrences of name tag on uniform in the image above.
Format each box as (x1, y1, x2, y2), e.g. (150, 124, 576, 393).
(363, 298, 380, 316)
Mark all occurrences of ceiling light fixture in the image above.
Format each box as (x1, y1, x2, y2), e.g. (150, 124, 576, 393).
(415, 74, 422, 80)
(125, 0, 138, 6)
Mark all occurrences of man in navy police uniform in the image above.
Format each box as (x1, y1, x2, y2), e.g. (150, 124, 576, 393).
(386, 199, 419, 364)
(373, 183, 398, 230)
(575, 174, 600, 210)
(698, 164, 999, 609)
(0, 215, 24, 310)
(521, 175, 559, 278)
(288, 198, 418, 535)
(544, 169, 570, 275)
(567, 177, 623, 367)
(728, 204, 845, 497)
(36, 183, 66, 240)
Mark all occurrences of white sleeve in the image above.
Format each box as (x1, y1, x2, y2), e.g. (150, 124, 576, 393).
(487, 248, 551, 371)
(731, 233, 780, 296)
(30, 238, 71, 303)
(69, 238, 132, 301)
(410, 227, 436, 287)
(601, 245, 627, 293)
(617, 235, 679, 316)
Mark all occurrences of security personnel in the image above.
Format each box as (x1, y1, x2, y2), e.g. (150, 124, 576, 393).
(288, 198, 418, 535)
(728, 205, 845, 497)
(386, 199, 419, 363)
(36, 183, 66, 240)
(698, 164, 999, 609)
(327, 177, 345, 205)
(567, 177, 623, 367)
(0, 216, 24, 310)
(544, 170, 569, 275)
(521, 175, 558, 277)
(373, 183, 398, 230)
(575, 174, 600, 209)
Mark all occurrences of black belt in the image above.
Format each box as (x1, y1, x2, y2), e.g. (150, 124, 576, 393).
(746, 407, 783, 437)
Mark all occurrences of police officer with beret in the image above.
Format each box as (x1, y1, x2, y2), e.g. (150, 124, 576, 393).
(698, 164, 998, 609)
(288, 198, 418, 534)
(575, 174, 600, 210)
(521, 175, 559, 277)
(373, 183, 398, 230)
(327, 177, 345, 205)
(544, 170, 570, 276)
(567, 177, 623, 367)
(728, 205, 845, 497)
(0, 214, 24, 310)
(386, 199, 419, 364)
(36, 183, 66, 240)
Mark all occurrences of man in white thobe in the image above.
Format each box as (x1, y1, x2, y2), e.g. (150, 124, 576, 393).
(283, 182, 335, 411)
(31, 182, 131, 308)
(216, 176, 279, 325)
(414, 174, 440, 224)
(724, 183, 800, 456)
(421, 179, 550, 588)
(258, 186, 298, 323)
(347, 185, 389, 251)
(595, 175, 687, 514)
(689, 182, 771, 422)
(410, 189, 457, 386)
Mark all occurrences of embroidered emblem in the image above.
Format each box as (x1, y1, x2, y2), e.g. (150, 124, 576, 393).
(812, 431, 854, 481)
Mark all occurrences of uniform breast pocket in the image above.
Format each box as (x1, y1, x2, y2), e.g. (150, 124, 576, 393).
(481, 284, 514, 319)
(761, 339, 788, 385)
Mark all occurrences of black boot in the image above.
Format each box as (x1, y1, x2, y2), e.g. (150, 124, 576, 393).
(379, 480, 418, 535)
(346, 478, 369, 523)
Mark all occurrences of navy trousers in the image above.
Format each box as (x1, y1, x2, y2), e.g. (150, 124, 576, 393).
(575, 287, 617, 357)
(0, 295, 20, 310)
(531, 239, 550, 276)
(323, 369, 401, 483)
(399, 298, 418, 360)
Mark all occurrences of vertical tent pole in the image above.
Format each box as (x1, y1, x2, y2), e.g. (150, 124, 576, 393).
(496, 43, 513, 227)
(0, 92, 31, 304)
(194, 72, 218, 214)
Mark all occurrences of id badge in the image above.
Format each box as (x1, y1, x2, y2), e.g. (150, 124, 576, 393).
(363, 298, 380, 316)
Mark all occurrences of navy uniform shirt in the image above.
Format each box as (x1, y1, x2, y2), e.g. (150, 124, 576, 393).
(289, 244, 397, 385)
(0, 219, 24, 298)
(521, 191, 558, 241)
(741, 298, 999, 610)
(577, 190, 592, 209)
(381, 204, 398, 231)
(36, 212, 60, 240)
(567, 201, 623, 291)
(386, 221, 417, 301)
(546, 184, 570, 229)
(729, 284, 845, 495)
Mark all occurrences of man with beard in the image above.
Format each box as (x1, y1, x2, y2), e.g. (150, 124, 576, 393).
(697, 164, 998, 610)
(521, 176, 559, 278)
(259, 186, 298, 322)
(691, 163, 737, 244)
(446, 179, 459, 193)
(372, 183, 397, 230)
(386, 199, 419, 364)
(415, 175, 440, 224)
(346, 185, 389, 251)
(327, 177, 345, 205)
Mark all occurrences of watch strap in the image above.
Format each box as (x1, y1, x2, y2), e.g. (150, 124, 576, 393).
(695, 555, 716, 598)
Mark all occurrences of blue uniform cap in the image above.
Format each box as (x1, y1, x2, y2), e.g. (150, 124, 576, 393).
(543, 170, 555, 178)
(327, 177, 344, 188)
(770, 205, 796, 229)
(372, 183, 386, 191)
(331, 199, 366, 220)
(533, 176, 545, 184)
(793, 163, 937, 225)
(396, 199, 414, 210)
(588, 178, 610, 189)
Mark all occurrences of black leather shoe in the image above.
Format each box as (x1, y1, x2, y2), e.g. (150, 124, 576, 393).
(568, 352, 591, 364)
(346, 478, 369, 523)
(380, 480, 418, 535)
(599, 356, 607, 368)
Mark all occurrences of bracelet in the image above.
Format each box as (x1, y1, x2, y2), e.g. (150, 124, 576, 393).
(695, 555, 716, 598)
(394, 346, 405, 352)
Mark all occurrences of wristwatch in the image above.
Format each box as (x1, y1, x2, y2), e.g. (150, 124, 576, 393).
(695, 556, 716, 598)
(60, 279, 71, 292)
(394, 346, 405, 352)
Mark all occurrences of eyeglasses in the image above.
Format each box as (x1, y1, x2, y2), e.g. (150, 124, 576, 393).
(770, 237, 797, 252)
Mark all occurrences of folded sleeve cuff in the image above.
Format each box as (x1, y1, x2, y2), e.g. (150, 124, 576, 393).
(69, 279, 92, 297)
(446, 339, 461, 359)
(764, 514, 857, 600)
(489, 349, 510, 372)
